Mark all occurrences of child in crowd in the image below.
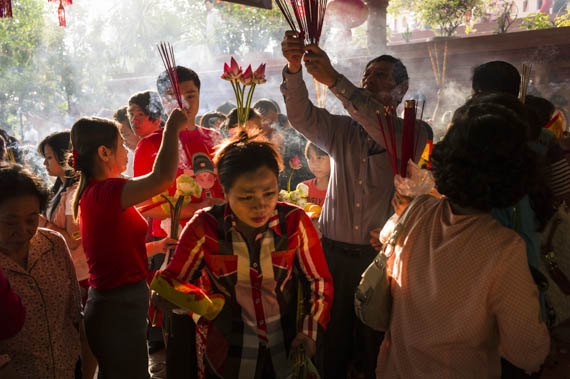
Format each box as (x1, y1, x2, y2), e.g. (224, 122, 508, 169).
(302, 142, 330, 207)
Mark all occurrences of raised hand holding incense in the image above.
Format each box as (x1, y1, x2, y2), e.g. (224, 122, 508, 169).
(303, 45, 339, 87)
(282, 31, 305, 74)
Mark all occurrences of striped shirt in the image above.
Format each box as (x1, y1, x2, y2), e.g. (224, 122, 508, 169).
(165, 202, 333, 379)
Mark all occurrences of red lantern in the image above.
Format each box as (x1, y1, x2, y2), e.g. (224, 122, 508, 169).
(58, 1, 66, 27)
(326, 0, 369, 29)
(1, 0, 12, 18)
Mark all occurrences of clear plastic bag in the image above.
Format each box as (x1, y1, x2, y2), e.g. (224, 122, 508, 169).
(394, 159, 435, 197)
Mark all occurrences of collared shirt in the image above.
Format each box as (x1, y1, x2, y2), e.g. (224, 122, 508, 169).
(165, 202, 333, 379)
(0, 229, 82, 378)
(280, 68, 431, 244)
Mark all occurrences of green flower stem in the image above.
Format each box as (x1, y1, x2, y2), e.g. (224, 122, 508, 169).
(287, 170, 294, 192)
(239, 84, 246, 126)
(230, 80, 243, 125)
(244, 83, 256, 125)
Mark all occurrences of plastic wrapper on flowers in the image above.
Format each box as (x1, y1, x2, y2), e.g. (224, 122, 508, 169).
(151, 270, 225, 321)
(394, 160, 435, 197)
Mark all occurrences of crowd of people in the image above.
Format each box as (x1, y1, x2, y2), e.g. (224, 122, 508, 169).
(1, 30, 569, 379)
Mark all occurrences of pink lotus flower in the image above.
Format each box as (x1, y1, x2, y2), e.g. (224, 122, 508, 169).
(289, 155, 302, 170)
(252, 63, 267, 84)
(221, 57, 242, 81)
(239, 65, 254, 85)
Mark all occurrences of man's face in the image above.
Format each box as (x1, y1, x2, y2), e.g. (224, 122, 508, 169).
(127, 103, 159, 138)
(205, 1, 213, 11)
(361, 61, 408, 107)
(162, 80, 200, 126)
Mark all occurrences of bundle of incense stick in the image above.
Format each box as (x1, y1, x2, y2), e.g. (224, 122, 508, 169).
(157, 42, 183, 109)
(376, 100, 425, 177)
(520, 64, 532, 104)
(427, 41, 448, 89)
(275, 0, 327, 45)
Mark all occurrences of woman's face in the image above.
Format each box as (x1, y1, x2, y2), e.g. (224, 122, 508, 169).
(43, 144, 65, 178)
(107, 134, 129, 177)
(226, 166, 278, 230)
(0, 195, 40, 256)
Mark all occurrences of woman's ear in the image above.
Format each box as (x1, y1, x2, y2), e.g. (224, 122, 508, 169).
(97, 145, 111, 162)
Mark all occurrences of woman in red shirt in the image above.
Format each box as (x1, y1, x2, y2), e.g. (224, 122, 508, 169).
(70, 109, 186, 378)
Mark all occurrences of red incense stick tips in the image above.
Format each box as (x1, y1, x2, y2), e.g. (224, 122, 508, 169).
(157, 42, 183, 109)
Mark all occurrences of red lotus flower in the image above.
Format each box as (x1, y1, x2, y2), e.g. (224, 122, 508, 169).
(252, 63, 267, 84)
(289, 155, 302, 170)
(239, 65, 254, 85)
(221, 56, 242, 81)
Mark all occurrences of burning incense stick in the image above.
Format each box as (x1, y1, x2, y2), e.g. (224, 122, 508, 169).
(376, 111, 398, 176)
(314, 78, 328, 108)
(377, 101, 425, 177)
(157, 42, 183, 109)
(401, 100, 417, 177)
(520, 64, 532, 104)
(428, 41, 448, 89)
(275, 0, 328, 45)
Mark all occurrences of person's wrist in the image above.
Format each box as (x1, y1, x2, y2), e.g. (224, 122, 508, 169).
(327, 71, 340, 89)
(287, 62, 301, 74)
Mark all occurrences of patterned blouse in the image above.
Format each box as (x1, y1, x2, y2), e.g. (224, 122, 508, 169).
(166, 202, 333, 379)
(0, 228, 82, 378)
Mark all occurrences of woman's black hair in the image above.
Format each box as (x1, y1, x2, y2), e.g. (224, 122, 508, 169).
(455, 93, 554, 228)
(213, 130, 282, 191)
(0, 163, 51, 213)
(38, 130, 71, 167)
(70, 117, 120, 219)
(433, 101, 531, 211)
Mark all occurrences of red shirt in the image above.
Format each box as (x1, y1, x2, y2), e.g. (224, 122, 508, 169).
(133, 127, 224, 237)
(80, 178, 149, 290)
(303, 178, 327, 207)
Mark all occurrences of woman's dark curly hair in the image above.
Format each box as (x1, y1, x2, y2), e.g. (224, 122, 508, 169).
(0, 163, 51, 213)
(445, 93, 554, 229)
(432, 100, 534, 212)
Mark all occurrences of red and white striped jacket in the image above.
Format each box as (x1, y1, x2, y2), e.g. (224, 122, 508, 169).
(165, 202, 333, 379)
